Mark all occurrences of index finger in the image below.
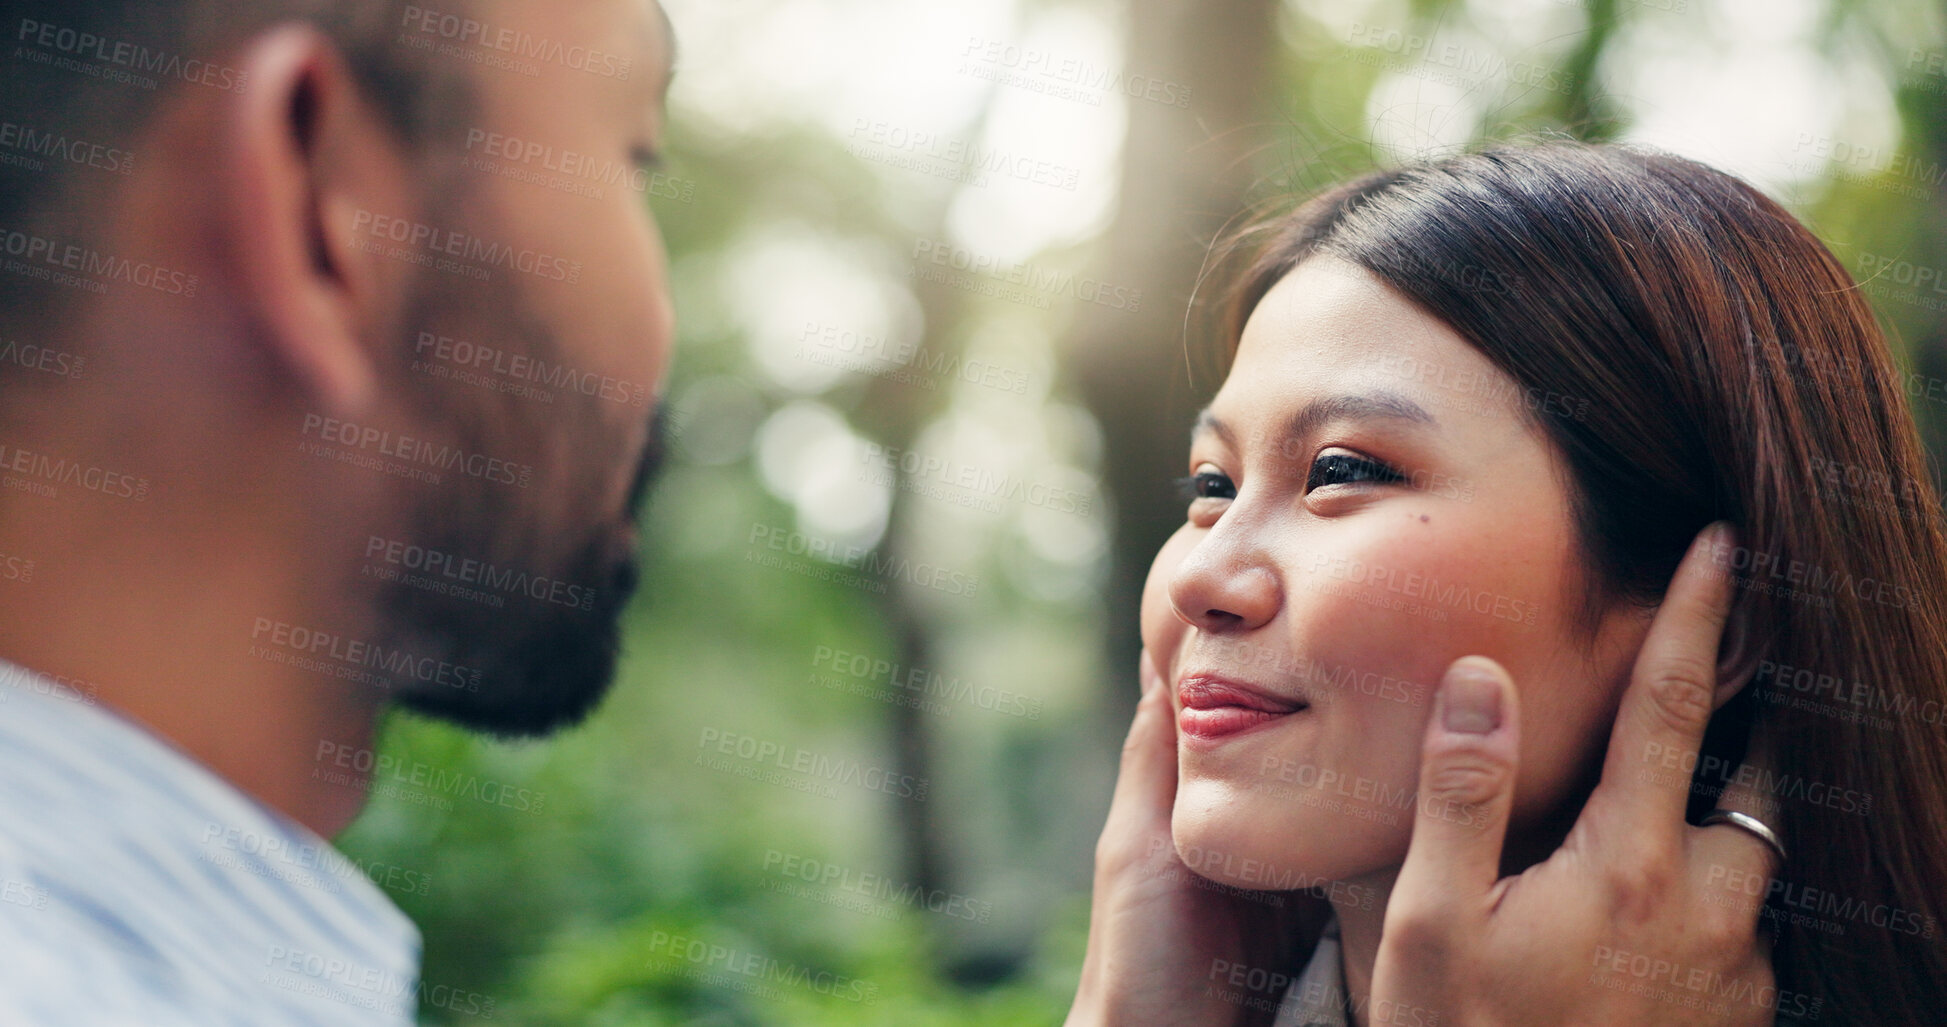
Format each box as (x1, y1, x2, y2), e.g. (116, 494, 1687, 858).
(1591, 521, 1738, 847)
(1101, 649, 1178, 842)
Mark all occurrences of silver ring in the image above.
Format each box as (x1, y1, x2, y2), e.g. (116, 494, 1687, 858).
(1700, 809, 1787, 865)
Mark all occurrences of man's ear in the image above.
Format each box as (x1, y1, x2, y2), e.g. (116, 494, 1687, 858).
(211, 24, 411, 417)
(1712, 591, 1764, 709)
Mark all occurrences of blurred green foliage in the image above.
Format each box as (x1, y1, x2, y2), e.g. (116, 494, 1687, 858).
(334, 0, 1947, 1023)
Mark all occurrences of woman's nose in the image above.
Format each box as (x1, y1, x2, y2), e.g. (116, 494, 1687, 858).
(1167, 523, 1280, 633)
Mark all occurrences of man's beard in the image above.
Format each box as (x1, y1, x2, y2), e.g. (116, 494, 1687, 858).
(369, 268, 666, 738)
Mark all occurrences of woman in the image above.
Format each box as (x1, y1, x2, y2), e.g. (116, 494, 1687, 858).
(1068, 143, 1947, 1026)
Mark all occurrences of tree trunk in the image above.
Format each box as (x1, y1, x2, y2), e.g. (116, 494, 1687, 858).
(1069, 0, 1281, 723)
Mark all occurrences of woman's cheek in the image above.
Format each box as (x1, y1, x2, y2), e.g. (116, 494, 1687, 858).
(1283, 529, 1479, 697)
(1307, 517, 1552, 679)
(1140, 525, 1199, 675)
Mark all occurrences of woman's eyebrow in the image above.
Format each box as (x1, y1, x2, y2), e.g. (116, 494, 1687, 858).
(1190, 408, 1234, 447)
(1192, 391, 1437, 449)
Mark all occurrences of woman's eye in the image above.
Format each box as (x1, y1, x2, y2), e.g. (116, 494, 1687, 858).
(1174, 470, 1236, 502)
(1307, 453, 1402, 491)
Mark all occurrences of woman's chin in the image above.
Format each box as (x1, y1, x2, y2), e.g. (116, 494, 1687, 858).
(1171, 775, 1401, 891)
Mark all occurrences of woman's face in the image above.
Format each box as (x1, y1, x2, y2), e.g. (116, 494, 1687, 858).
(1145, 257, 1654, 889)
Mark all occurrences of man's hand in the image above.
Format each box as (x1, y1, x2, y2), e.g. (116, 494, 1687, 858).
(1372, 522, 1784, 1027)
(1067, 651, 1314, 1027)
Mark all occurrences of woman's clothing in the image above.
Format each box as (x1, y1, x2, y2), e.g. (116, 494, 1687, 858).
(1270, 917, 1350, 1027)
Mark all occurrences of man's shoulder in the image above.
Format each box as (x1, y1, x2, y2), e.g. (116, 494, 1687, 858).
(0, 671, 420, 1025)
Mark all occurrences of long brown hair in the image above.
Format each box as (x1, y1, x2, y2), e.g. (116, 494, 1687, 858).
(1210, 142, 1947, 1022)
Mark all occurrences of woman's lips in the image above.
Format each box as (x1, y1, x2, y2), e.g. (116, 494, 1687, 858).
(1176, 675, 1309, 745)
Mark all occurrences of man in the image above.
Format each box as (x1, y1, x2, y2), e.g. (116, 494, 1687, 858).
(0, 0, 676, 1021)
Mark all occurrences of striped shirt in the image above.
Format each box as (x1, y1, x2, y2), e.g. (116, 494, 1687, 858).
(0, 659, 420, 1025)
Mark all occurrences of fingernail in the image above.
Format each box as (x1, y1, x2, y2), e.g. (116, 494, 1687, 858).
(1441, 660, 1502, 735)
(1697, 521, 1736, 564)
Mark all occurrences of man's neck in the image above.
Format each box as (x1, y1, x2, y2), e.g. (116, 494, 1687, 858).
(0, 449, 389, 838)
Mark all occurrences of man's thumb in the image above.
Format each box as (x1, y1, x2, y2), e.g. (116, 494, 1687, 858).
(1390, 657, 1521, 932)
